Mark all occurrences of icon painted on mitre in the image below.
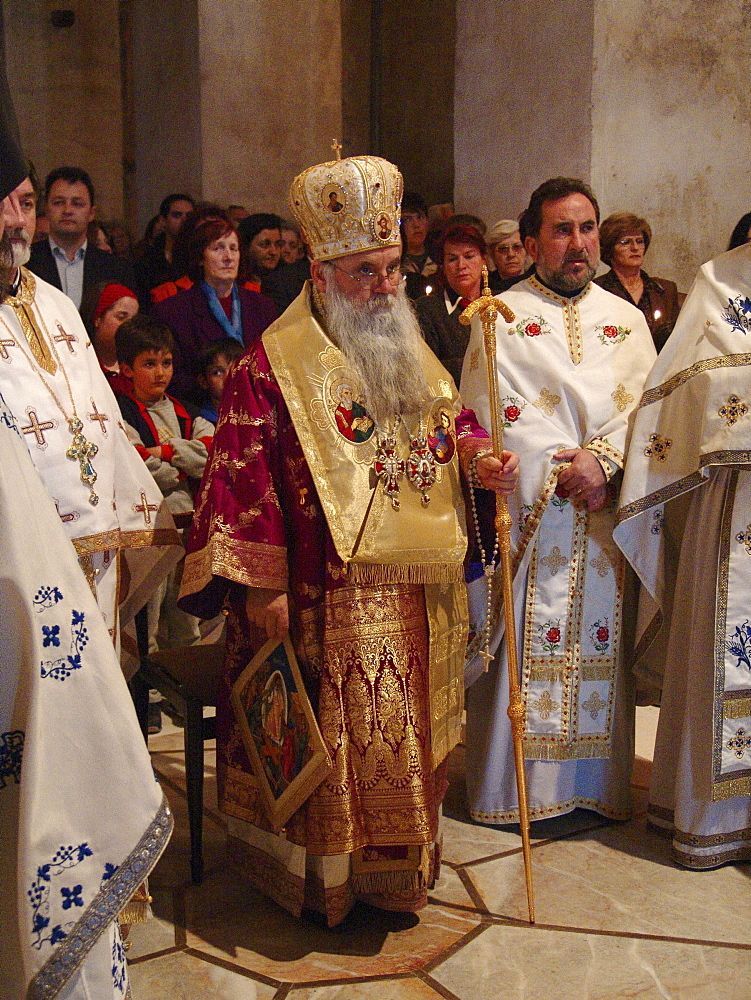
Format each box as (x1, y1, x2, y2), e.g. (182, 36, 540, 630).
(373, 211, 393, 241)
(322, 184, 345, 214)
(427, 405, 455, 464)
(329, 373, 374, 443)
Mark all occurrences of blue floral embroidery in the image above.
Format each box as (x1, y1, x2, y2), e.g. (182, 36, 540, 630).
(33, 586, 64, 611)
(0, 389, 19, 433)
(651, 509, 664, 535)
(726, 621, 751, 671)
(101, 862, 119, 884)
(42, 624, 61, 647)
(0, 730, 24, 788)
(41, 609, 89, 681)
(60, 884, 84, 909)
(727, 727, 751, 759)
(722, 296, 751, 335)
(112, 928, 127, 993)
(28, 843, 93, 950)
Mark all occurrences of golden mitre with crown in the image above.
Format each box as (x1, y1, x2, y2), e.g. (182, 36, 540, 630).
(289, 151, 403, 262)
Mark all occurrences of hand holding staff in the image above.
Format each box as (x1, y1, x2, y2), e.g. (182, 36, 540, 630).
(460, 266, 535, 924)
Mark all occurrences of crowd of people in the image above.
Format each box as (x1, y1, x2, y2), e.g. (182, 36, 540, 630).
(4, 113, 751, 994)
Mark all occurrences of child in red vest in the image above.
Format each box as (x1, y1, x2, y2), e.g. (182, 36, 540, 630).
(115, 316, 214, 726)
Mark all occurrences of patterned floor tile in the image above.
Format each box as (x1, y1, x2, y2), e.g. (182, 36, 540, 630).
(430, 922, 751, 1000)
(183, 867, 479, 983)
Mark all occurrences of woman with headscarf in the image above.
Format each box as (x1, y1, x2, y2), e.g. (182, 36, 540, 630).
(80, 280, 139, 393)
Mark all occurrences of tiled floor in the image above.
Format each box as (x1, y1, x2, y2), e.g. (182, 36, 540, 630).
(127, 709, 751, 999)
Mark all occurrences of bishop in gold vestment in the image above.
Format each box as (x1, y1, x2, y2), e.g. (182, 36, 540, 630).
(180, 153, 517, 925)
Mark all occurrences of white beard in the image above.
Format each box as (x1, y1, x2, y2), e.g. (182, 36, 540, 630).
(6, 229, 31, 268)
(323, 278, 431, 424)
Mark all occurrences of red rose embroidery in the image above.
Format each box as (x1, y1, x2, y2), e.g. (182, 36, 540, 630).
(526, 322, 541, 337)
(597, 626, 609, 642)
(546, 627, 561, 643)
(504, 405, 521, 422)
(603, 325, 618, 339)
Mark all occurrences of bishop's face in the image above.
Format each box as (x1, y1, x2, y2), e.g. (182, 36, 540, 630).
(312, 244, 403, 308)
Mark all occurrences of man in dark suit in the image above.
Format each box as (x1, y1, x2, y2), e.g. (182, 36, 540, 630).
(28, 166, 135, 310)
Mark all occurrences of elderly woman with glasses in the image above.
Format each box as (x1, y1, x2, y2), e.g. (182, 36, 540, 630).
(595, 211, 680, 352)
(486, 218, 529, 293)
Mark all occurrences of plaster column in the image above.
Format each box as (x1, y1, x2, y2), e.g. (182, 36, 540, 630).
(455, 0, 751, 289)
(3, 1, 124, 221)
(454, 0, 593, 224)
(197, 0, 343, 216)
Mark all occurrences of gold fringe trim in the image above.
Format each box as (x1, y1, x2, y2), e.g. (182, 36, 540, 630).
(346, 560, 464, 586)
(118, 882, 152, 925)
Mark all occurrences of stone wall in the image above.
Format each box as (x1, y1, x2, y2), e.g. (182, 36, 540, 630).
(196, 0, 342, 218)
(590, 0, 751, 289)
(3, 0, 124, 222)
(455, 0, 593, 224)
(129, 0, 202, 231)
(455, 0, 751, 290)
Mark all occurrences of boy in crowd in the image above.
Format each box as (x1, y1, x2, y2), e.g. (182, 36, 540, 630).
(196, 336, 245, 424)
(115, 316, 214, 725)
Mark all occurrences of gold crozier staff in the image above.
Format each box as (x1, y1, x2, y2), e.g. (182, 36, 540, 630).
(461, 265, 535, 923)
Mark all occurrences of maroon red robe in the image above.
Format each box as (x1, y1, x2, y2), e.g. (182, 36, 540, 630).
(180, 337, 490, 924)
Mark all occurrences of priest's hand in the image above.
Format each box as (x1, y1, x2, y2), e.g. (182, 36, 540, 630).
(245, 587, 289, 640)
(476, 450, 519, 496)
(553, 447, 606, 507)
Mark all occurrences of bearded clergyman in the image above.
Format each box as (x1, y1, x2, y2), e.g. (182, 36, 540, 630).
(460, 177, 656, 828)
(179, 153, 518, 926)
(0, 169, 180, 648)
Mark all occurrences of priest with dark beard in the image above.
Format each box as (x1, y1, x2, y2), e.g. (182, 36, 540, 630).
(179, 153, 518, 927)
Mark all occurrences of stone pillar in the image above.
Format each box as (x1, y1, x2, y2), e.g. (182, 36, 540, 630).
(3, 1, 124, 221)
(455, 0, 751, 289)
(129, 0, 202, 232)
(196, 0, 343, 216)
(590, 0, 751, 287)
(454, 0, 593, 224)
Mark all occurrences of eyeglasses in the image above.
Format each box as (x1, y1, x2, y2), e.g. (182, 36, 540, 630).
(496, 243, 525, 255)
(616, 237, 646, 248)
(332, 261, 404, 288)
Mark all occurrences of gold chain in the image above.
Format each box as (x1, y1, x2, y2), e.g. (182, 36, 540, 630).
(0, 304, 101, 505)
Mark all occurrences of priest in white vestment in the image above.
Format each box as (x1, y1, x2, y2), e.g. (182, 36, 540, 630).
(461, 177, 656, 824)
(0, 385, 173, 999)
(0, 178, 181, 646)
(615, 243, 751, 868)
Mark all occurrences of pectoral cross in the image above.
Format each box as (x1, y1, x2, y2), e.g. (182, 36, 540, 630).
(134, 491, 158, 526)
(22, 409, 56, 448)
(373, 435, 405, 510)
(65, 416, 99, 505)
